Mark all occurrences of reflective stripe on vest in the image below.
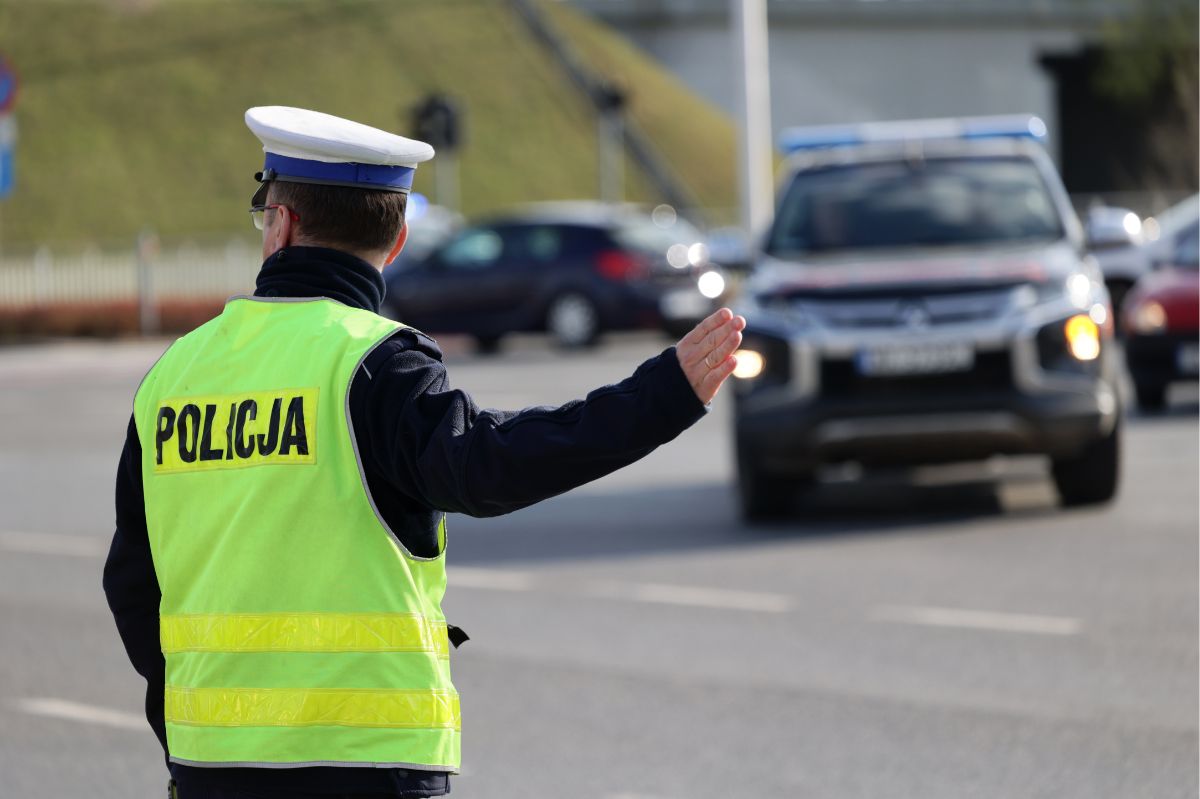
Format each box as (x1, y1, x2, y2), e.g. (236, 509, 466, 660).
(165, 686, 461, 730)
(161, 613, 450, 658)
(134, 298, 459, 771)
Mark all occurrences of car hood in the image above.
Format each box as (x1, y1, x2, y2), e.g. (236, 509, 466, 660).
(1132, 266, 1200, 301)
(748, 241, 1084, 299)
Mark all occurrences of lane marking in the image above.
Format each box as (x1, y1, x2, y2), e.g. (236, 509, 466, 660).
(0, 531, 107, 558)
(589, 581, 792, 613)
(448, 567, 535, 592)
(16, 697, 145, 731)
(870, 605, 1083, 636)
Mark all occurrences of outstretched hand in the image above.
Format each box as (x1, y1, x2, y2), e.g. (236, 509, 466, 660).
(675, 308, 747, 405)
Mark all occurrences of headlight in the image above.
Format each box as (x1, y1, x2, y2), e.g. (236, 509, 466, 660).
(1129, 301, 1167, 335)
(697, 270, 726, 299)
(1064, 315, 1101, 361)
(1066, 274, 1092, 309)
(733, 349, 765, 379)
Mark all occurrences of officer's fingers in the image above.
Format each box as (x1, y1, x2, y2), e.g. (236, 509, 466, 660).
(697, 315, 746, 365)
(684, 315, 745, 368)
(694, 353, 738, 404)
(706, 328, 743, 367)
(679, 308, 733, 350)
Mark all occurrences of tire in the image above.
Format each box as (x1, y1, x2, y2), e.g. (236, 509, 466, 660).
(1134, 382, 1167, 411)
(737, 451, 803, 522)
(1051, 420, 1120, 507)
(546, 292, 600, 349)
(474, 335, 503, 356)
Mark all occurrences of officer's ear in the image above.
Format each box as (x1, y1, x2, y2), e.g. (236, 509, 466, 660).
(261, 200, 298, 260)
(385, 222, 408, 265)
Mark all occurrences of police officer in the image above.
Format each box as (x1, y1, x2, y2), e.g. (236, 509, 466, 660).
(103, 106, 746, 799)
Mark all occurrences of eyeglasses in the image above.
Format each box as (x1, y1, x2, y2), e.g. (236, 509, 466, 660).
(249, 203, 301, 232)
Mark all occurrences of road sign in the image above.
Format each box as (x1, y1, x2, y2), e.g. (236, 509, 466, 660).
(0, 114, 16, 199)
(0, 55, 16, 114)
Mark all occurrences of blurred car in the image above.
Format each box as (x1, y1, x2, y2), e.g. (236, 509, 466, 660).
(383, 202, 728, 350)
(386, 194, 463, 271)
(1090, 194, 1200, 327)
(731, 116, 1122, 519)
(1122, 217, 1200, 410)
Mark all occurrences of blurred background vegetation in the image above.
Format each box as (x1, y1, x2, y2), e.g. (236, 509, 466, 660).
(0, 0, 737, 252)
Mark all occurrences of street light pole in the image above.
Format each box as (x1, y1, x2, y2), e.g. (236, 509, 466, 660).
(732, 0, 773, 236)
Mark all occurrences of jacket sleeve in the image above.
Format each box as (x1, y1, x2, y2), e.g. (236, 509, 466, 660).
(357, 332, 707, 518)
(101, 415, 168, 753)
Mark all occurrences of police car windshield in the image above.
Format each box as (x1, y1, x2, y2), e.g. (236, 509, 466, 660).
(766, 156, 1065, 257)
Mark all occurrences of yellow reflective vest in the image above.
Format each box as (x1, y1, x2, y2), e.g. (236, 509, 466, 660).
(133, 297, 460, 771)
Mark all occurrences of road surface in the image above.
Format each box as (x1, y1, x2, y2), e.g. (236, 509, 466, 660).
(0, 334, 1195, 798)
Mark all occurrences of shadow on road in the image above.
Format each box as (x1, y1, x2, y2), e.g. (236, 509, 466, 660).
(448, 474, 1056, 566)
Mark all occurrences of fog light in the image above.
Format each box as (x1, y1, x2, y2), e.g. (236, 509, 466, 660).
(1130, 300, 1167, 334)
(733, 349, 764, 379)
(1065, 315, 1100, 361)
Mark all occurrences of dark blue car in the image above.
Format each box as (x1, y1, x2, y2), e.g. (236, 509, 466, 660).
(382, 203, 725, 351)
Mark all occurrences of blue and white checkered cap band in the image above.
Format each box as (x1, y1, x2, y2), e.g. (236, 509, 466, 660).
(262, 152, 416, 192)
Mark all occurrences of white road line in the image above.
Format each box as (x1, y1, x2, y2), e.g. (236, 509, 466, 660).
(0, 531, 107, 558)
(590, 581, 792, 613)
(447, 567, 535, 591)
(870, 605, 1083, 636)
(16, 697, 145, 731)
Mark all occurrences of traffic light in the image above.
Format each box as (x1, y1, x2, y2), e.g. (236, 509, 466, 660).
(592, 81, 626, 115)
(411, 94, 463, 153)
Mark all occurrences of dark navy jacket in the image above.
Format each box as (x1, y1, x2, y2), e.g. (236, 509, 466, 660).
(103, 246, 707, 797)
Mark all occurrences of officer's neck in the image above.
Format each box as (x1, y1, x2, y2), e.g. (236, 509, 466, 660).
(255, 246, 386, 313)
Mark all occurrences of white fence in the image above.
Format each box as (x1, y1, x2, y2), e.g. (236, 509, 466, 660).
(0, 239, 260, 309)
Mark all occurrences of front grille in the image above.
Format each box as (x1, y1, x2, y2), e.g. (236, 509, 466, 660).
(819, 350, 1012, 400)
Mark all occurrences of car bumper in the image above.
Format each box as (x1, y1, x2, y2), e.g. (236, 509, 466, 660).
(1125, 332, 1200, 386)
(735, 381, 1118, 475)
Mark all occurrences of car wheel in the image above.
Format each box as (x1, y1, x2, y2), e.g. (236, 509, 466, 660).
(473, 335, 503, 355)
(1134, 382, 1167, 411)
(546, 292, 600, 349)
(737, 452, 802, 522)
(1051, 419, 1120, 507)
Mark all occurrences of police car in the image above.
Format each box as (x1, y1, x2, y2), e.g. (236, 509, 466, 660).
(731, 116, 1122, 519)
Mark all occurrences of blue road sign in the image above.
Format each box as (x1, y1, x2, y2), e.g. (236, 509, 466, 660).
(0, 114, 15, 199)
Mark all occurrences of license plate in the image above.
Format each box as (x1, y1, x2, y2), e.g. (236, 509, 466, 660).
(660, 289, 710, 320)
(856, 343, 975, 377)
(1177, 343, 1200, 375)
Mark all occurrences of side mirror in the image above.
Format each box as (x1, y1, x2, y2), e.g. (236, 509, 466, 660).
(1084, 206, 1143, 252)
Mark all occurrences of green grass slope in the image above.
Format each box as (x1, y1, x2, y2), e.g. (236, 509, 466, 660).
(0, 0, 736, 250)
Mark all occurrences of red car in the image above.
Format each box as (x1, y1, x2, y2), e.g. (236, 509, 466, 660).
(1123, 220, 1199, 409)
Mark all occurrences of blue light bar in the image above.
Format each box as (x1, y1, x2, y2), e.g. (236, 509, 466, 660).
(779, 114, 1048, 154)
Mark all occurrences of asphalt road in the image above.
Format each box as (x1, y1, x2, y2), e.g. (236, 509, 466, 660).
(0, 333, 1196, 798)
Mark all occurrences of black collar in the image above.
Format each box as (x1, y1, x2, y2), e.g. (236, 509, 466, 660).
(254, 246, 386, 313)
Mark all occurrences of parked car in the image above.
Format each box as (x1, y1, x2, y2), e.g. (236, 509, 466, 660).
(1123, 217, 1200, 410)
(383, 202, 728, 350)
(1090, 194, 1200, 327)
(386, 194, 463, 271)
(732, 115, 1123, 519)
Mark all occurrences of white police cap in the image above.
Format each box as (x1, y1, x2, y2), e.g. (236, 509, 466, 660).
(245, 106, 434, 194)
